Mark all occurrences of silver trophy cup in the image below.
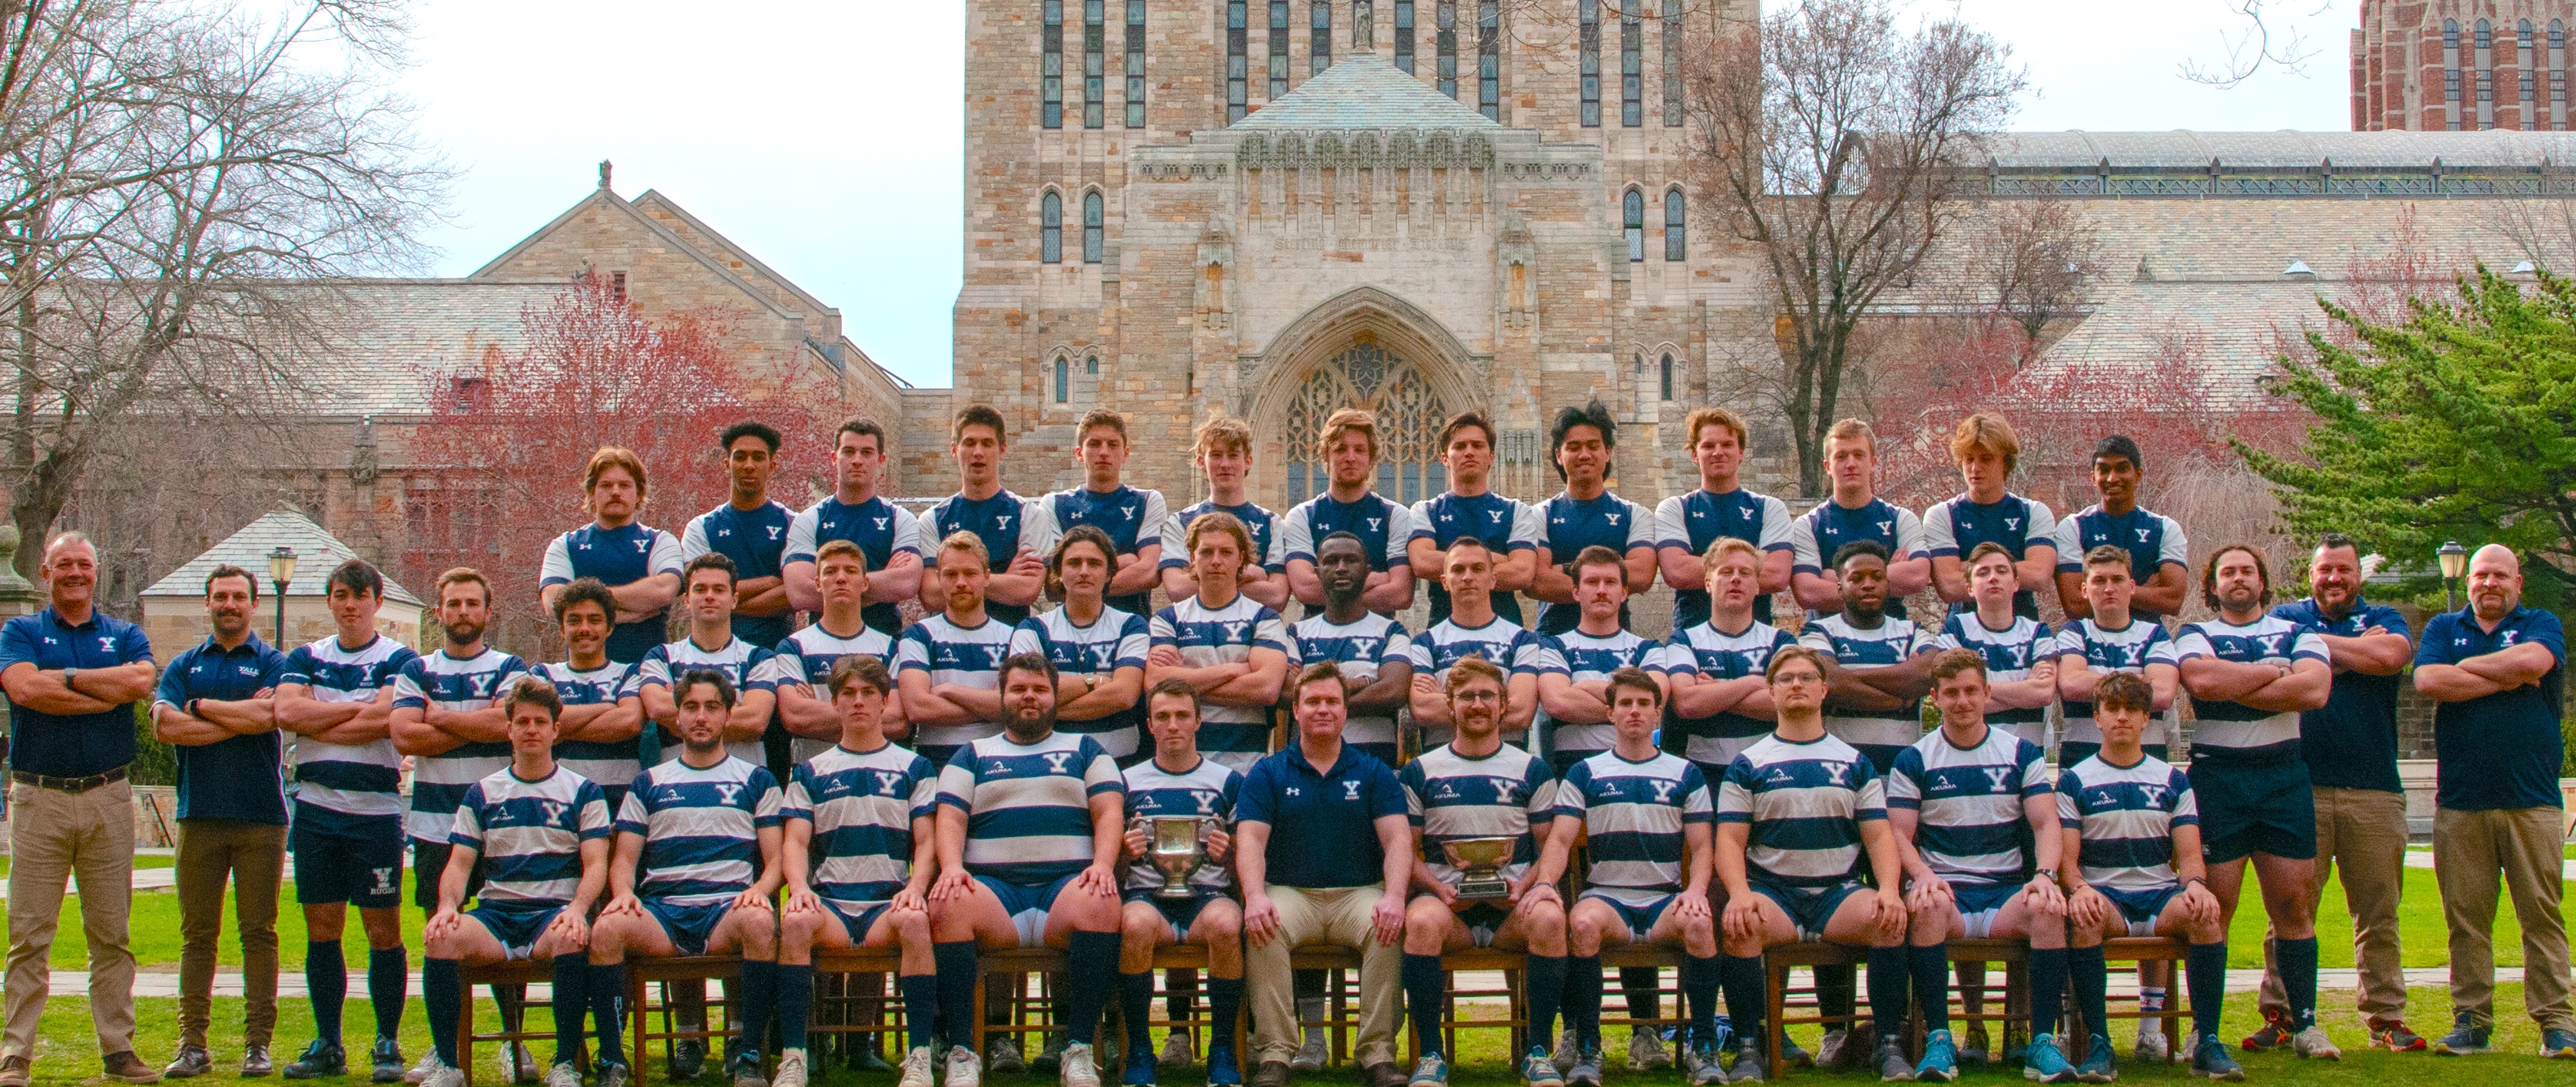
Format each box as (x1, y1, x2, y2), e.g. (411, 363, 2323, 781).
(1442, 836, 1518, 901)
(1147, 816, 1212, 898)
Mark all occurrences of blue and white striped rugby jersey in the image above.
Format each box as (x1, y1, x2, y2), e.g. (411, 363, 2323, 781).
(936, 731, 1125, 885)
(1010, 606, 1152, 761)
(1287, 613, 1412, 752)
(1799, 614, 1936, 768)
(2171, 615, 2328, 763)
(1162, 500, 1286, 575)
(534, 660, 641, 809)
(1405, 615, 1554, 748)
(1553, 751, 1712, 908)
(2055, 754, 2197, 894)
(1535, 628, 1672, 763)
(1717, 733, 1886, 892)
(1887, 727, 2049, 887)
(1931, 613, 2057, 747)
(1399, 743, 1557, 888)
(616, 756, 784, 908)
(893, 614, 1017, 764)
(764, 622, 897, 763)
(396, 647, 532, 844)
(449, 765, 612, 906)
(1665, 620, 1796, 770)
(1652, 486, 1795, 629)
(630, 635, 780, 766)
(1027, 484, 1173, 616)
(1121, 756, 1241, 893)
(785, 495, 926, 637)
(783, 741, 939, 915)
(2051, 618, 2178, 749)
(1150, 595, 1290, 770)
(281, 634, 421, 830)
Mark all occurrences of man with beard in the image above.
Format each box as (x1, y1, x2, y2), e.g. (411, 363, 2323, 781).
(919, 405, 1048, 627)
(1787, 421, 1928, 615)
(2171, 545, 2333, 1062)
(1528, 402, 1657, 637)
(1027, 409, 1170, 618)
(773, 540, 903, 766)
(2248, 536, 2420, 1053)
(898, 534, 1021, 768)
(589, 670, 787, 1087)
(2050, 436, 2188, 624)
(1409, 411, 1542, 628)
(680, 421, 797, 649)
(1287, 533, 1415, 767)
(1115, 682, 1249, 1087)
(783, 418, 926, 637)
(539, 447, 685, 664)
(634, 554, 781, 769)
(1653, 408, 1792, 631)
(925, 653, 1127, 1087)
(534, 579, 646, 812)
(1406, 539, 1546, 751)
(1163, 415, 1290, 611)
(1013, 527, 1151, 766)
(1147, 513, 1293, 773)
(1280, 409, 1417, 617)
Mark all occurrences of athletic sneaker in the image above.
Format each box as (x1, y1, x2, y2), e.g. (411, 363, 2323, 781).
(1037, 1034, 1071, 1074)
(1914, 1029, 1958, 1083)
(546, 1062, 584, 1087)
(1406, 1053, 1447, 1086)
(420, 1065, 463, 1087)
(671, 1040, 708, 1082)
(730, 1052, 769, 1087)
(2291, 1026, 2339, 1059)
(2073, 1035, 2115, 1084)
(2368, 1019, 2426, 1052)
(2187, 1034, 2243, 1081)
(1207, 1042, 1244, 1087)
(1062, 1043, 1102, 1087)
(378, 1040, 414, 1085)
(1553, 1030, 1577, 1075)
(1958, 1024, 1992, 1067)
(1688, 1042, 1727, 1086)
(1817, 1030, 1854, 1069)
(772, 1051, 808, 1087)
(1290, 1029, 1328, 1072)
(946, 1045, 983, 1087)
(1161, 1033, 1196, 1069)
(1523, 1047, 1563, 1087)
(1566, 1044, 1605, 1087)
(2131, 1026, 2169, 1064)
(2432, 1013, 2490, 1056)
(2239, 1012, 2290, 1053)
(1725, 1037, 1767, 1083)
(1630, 1031, 1672, 1071)
(2021, 1034, 2073, 1084)
(2540, 1029, 2576, 1058)
(1876, 1036, 1915, 1082)
(1679, 1041, 1711, 1083)
(899, 1048, 937, 1087)
(1774, 1035, 1811, 1069)
(281, 1043, 345, 1080)
(597, 1063, 633, 1087)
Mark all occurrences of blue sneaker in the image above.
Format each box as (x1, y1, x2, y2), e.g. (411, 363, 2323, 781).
(1205, 1045, 1242, 1087)
(1523, 1046, 1565, 1087)
(2022, 1034, 2074, 1084)
(1124, 1049, 1157, 1087)
(2188, 1034, 2243, 1081)
(2433, 1013, 2490, 1057)
(2073, 1035, 2115, 1084)
(2539, 1029, 2576, 1059)
(1915, 1030, 1958, 1083)
(1407, 1054, 1447, 1087)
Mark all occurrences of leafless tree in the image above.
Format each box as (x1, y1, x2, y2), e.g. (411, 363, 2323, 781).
(0, 0, 442, 577)
(1682, 0, 2023, 494)
(2178, 0, 2321, 89)
(2493, 191, 2576, 275)
(1955, 192, 2103, 360)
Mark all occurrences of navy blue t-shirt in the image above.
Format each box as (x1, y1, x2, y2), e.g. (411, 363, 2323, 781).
(0, 607, 154, 776)
(682, 499, 796, 648)
(152, 634, 291, 823)
(2271, 597, 2413, 794)
(923, 490, 1036, 626)
(2414, 606, 2566, 812)
(1235, 745, 1407, 889)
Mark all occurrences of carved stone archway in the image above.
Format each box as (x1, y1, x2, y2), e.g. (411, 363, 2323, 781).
(1240, 287, 1484, 508)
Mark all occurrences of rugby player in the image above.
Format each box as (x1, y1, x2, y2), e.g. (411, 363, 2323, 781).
(1116, 682, 1250, 1087)
(1527, 402, 1657, 637)
(1162, 416, 1290, 611)
(1279, 409, 1416, 616)
(783, 418, 925, 637)
(1408, 411, 1541, 628)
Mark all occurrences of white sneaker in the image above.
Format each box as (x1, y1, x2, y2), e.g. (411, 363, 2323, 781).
(421, 1065, 463, 1087)
(1554, 1029, 1578, 1075)
(1290, 1029, 1328, 1072)
(1060, 1043, 1101, 1087)
(945, 1045, 982, 1087)
(2133, 1023, 2171, 1063)
(1630, 1031, 1674, 1071)
(405, 1051, 442, 1085)
(2291, 1027, 2340, 1060)
(1160, 1032, 1196, 1069)
(545, 1062, 583, 1087)
(772, 1049, 808, 1087)
(900, 1047, 937, 1087)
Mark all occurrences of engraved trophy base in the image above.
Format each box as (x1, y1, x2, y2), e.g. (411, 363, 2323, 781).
(1453, 877, 1511, 901)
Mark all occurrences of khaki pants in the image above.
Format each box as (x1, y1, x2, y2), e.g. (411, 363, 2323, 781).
(1246, 883, 1402, 1067)
(2257, 786, 2410, 1021)
(2, 779, 137, 1059)
(175, 819, 288, 1049)
(2433, 805, 2574, 1032)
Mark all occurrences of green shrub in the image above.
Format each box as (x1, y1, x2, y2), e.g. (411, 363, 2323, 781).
(130, 701, 176, 786)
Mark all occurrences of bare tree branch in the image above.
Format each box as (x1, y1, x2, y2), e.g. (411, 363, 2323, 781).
(2178, 0, 2323, 89)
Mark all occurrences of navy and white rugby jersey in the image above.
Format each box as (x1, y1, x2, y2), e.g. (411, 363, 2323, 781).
(765, 622, 897, 763)
(1534, 490, 1657, 635)
(629, 636, 780, 766)
(2051, 505, 2188, 621)
(2171, 615, 2328, 763)
(1151, 596, 1290, 769)
(1287, 613, 1412, 753)
(1931, 613, 2056, 747)
(616, 756, 784, 908)
(893, 615, 1017, 765)
(1554, 751, 1712, 907)
(1789, 498, 1925, 579)
(1405, 615, 1554, 748)
(540, 522, 686, 663)
(534, 660, 641, 808)
(783, 741, 939, 915)
(1888, 728, 2048, 887)
(1279, 492, 1416, 577)
(1010, 606, 1152, 761)
(681, 499, 798, 648)
(1535, 628, 1671, 764)
(2052, 618, 2178, 750)
(1717, 732, 1885, 891)
(936, 731, 1125, 884)
(1666, 620, 1797, 770)
(1399, 743, 1556, 888)
(1920, 493, 2058, 618)
(1653, 486, 1795, 628)
(1162, 500, 1286, 575)
(1121, 756, 1242, 893)
(281, 635, 420, 830)
(919, 490, 1043, 625)
(2056, 754, 2196, 894)
(1410, 491, 1543, 627)
(449, 765, 612, 906)
(395, 647, 532, 844)
(785, 495, 926, 637)
(1798, 614, 1936, 770)
(1028, 484, 1172, 616)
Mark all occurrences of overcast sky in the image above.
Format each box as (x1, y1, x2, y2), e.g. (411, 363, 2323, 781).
(396, 1, 2366, 388)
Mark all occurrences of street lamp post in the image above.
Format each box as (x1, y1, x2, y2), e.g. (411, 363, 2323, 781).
(267, 546, 297, 645)
(2437, 540, 2468, 612)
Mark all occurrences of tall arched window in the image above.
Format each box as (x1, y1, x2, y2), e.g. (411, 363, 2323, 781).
(1227, 0, 1248, 123)
(1659, 354, 1674, 400)
(1082, 191, 1104, 263)
(2446, 20, 2463, 129)
(1619, 3, 1641, 126)
(2556, 20, 2569, 128)
(1662, 0, 1684, 125)
(2523, 20, 2538, 115)
(1578, 0, 1600, 127)
(1312, 1, 1331, 74)
(1478, 0, 1500, 119)
(1125, 0, 1146, 127)
(1436, 0, 1458, 99)
(1394, 0, 1415, 73)
(1269, 0, 1290, 99)
(1041, 191, 1062, 263)
(1623, 189, 1644, 262)
(1054, 356, 1071, 403)
(2477, 18, 2495, 127)
(1042, 0, 1064, 128)
(1663, 187, 1685, 261)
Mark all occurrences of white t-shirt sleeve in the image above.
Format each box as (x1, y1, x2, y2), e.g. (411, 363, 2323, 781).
(1788, 511, 1823, 575)
(2050, 516, 2086, 573)
(1406, 499, 1438, 544)
(1384, 503, 1417, 566)
(647, 530, 685, 577)
(782, 504, 822, 566)
(891, 505, 925, 557)
(2024, 498, 2059, 549)
(1019, 495, 1061, 559)
(1920, 501, 1958, 557)
(1759, 495, 1795, 551)
(1138, 490, 1172, 557)
(539, 533, 574, 588)
(1278, 505, 1315, 565)
(1893, 506, 1928, 560)
(1509, 500, 1543, 551)
(2158, 512, 2189, 570)
(1652, 495, 1689, 551)
(679, 513, 713, 563)
(1622, 499, 1657, 551)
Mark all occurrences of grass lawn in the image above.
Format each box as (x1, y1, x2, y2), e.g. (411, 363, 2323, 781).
(0, 880, 427, 972)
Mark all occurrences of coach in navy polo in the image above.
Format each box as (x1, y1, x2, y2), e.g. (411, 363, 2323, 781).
(2410, 544, 2575, 1057)
(1236, 661, 1411, 1087)
(0, 531, 160, 1084)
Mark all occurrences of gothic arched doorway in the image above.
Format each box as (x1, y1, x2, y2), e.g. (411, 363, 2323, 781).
(1280, 342, 1454, 505)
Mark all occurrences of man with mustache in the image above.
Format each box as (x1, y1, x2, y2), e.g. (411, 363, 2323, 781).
(539, 447, 684, 664)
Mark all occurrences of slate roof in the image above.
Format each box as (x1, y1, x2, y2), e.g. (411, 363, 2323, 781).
(1230, 54, 1500, 131)
(276, 280, 563, 416)
(1974, 129, 2576, 169)
(143, 509, 424, 606)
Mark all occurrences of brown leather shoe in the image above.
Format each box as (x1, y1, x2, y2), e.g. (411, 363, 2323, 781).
(105, 1051, 166, 1084)
(0, 1054, 31, 1087)
(1362, 1061, 1404, 1087)
(1250, 1059, 1293, 1087)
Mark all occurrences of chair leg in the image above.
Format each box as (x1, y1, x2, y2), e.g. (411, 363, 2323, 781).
(630, 973, 653, 1087)
(1765, 959, 1787, 1082)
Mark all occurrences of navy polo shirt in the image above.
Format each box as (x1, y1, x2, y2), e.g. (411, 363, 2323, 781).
(2272, 597, 2413, 794)
(1236, 744, 1407, 889)
(0, 607, 154, 777)
(152, 634, 290, 823)
(2414, 606, 2566, 812)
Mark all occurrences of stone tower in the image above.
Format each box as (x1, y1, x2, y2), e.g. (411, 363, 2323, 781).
(2353, 0, 2576, 130)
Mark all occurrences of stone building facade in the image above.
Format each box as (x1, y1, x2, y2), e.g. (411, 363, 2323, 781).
(2352, 0, 2576, 130)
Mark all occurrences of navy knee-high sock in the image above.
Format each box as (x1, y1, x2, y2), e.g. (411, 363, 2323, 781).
(551, 952, 590, 1066)
(1567, 956, 1607, 1049)
(1720, 956, 1767, 1051)
(2276, 936, 2319, 1030)
(732, 960, 779, 1062)
(423, 958, 462, 1067)
(309, 942, 347, 1048)
(369, 947, 409, 1044)
(901, 973, 940, 1053)
(1402, 954, 1447, 1060)
(1867, 946, 1911, 1041)
(2186, 942, 2228, 1040)
(2068, 947, 2110, 1040)
(2026, 947, 2068, 1040)
(1618, 968, 1661, 1033)
(1120, 973, 1157, 1060)
(1207, 977, 1244, 1065)
(1062, 932, 1123, 1047)
(1683, 955, 1722, 1051)
(589, 962, 628, 1066)
(778, 964, 815, 1053)
(934, 943, 980, 1052)
(1526, 955, 1568, 1053)
(1911, 944, 1951, 1033)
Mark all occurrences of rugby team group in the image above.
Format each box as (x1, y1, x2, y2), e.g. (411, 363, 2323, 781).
(3, 402, 2568, 1087)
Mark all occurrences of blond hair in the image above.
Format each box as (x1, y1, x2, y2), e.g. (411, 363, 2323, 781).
(1319, 408, 1380, 461)
(1685, 407, 1749, 450)
(1949, 412, 2020, 473)
(1195, 415, 1253, 458)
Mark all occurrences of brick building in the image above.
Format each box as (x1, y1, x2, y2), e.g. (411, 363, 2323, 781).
(2352, 0, 2576, 130)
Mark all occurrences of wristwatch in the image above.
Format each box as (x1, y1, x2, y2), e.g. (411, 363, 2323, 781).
(2034, 867, 2059, 883)
(60, 667, 79, 692)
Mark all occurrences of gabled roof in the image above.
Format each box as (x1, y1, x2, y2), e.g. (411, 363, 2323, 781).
(467, 186, 803, 324)
(629, 190, 840, 324)
(1231, 54, 1500, 131)
(144, 509, 424, 606)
